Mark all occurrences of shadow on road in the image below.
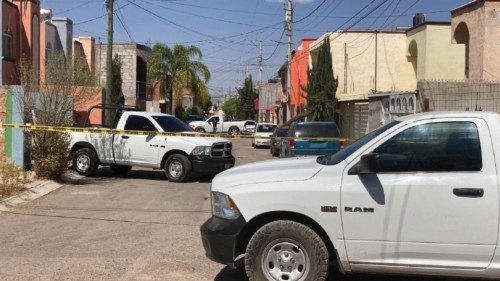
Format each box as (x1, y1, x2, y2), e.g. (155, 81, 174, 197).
(63, 167, 215, 183)
(214, 258, 479, 281)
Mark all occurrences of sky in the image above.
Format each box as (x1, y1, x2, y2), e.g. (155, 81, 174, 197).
(41, 0, 471, 97)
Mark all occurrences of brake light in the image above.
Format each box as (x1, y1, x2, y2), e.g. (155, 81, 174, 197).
(339, 140, 346, 149)
(288, 138, 295, 149)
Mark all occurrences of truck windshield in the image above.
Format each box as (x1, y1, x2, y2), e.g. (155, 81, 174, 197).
(152, 116, 193, 132)
(322, 121, 401, 165)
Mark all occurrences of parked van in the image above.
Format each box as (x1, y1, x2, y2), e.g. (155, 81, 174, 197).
(282, 121, 341, 157)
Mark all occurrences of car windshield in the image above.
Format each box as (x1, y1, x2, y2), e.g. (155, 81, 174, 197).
(294, 123, 340, 138)
(321, 121, 401, 165)
(257, 124, 277, 133)
(152, 116, 193, 132)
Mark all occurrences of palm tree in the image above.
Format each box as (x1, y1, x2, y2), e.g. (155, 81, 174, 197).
(148, 43, 211, 114)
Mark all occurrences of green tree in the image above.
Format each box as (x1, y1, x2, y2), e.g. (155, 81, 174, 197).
(110, 54, 124, 105)
(236, 75, 258, 120)
(306, 38, 338, 121)
(221, 98, 237, 118)
(147, 43, 211, 114)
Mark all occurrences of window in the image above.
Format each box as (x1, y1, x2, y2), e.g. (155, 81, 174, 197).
(2, 31, 14, 59)
(294, 123, 340, 138)
(373, 122, 482, 172)
(257, 124, 276, 133)
(152, 115, 192, 132)
(124, 115, 157, 131)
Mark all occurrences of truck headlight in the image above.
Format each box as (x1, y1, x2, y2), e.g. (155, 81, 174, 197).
(191, 146, 211, 156)
(212, 192, 240, 220)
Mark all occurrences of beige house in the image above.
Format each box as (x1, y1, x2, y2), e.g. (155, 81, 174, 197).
(451, 0, 500, 82)
(310, 30, 416, 102)
(309, 30, 417, 138)
(406, 22, 466, 81)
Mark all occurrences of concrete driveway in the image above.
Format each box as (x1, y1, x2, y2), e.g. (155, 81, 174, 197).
(0, 139, 475, 281)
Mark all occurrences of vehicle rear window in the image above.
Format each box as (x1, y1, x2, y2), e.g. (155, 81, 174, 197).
(294, 123, 340, 138)
(152, 116, 193, 132)
(274, 128, 288, 137)
(257, 124, 277, 133)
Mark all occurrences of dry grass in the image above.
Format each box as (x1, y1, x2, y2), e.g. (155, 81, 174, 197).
(0, 155, 26, 199)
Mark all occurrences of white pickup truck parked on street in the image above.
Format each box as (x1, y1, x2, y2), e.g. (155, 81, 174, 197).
(70, 106, 234, 182)
(189, 115, 256, 135)
(201, 112, 500, 281)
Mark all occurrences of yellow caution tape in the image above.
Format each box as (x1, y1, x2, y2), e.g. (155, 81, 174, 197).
(0, 123, 352, 142)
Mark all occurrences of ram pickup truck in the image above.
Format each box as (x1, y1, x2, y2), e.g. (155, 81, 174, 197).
(70, 106, 235, 182)
(201, 112, 500, 281)
(189, 115, 256, 135)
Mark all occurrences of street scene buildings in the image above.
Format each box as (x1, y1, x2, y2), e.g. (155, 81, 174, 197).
(1, 0, 500, 280)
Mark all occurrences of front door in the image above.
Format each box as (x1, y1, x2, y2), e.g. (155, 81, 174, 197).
(341, 118, 498, 270)
(114, 115, 159, 167)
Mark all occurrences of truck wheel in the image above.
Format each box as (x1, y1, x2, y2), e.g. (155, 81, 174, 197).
(196, 127, 206, 133)
(165, 154, 192, 182)
(73, 148, 99, 176)
(245, 220, 329, 281)
(228, 126, 240, 136)
(110, 165, 132, 175)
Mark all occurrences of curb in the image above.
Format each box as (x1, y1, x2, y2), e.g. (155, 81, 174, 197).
(0, 180, 63, 212)
(0, 171, 103, 212)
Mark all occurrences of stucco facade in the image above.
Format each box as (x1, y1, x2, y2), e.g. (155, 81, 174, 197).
(406, 22, 467, 81)
(310, 30, 417, 102)
(451, 0, 500, 82)
(2, 0, 20, 85)
(290, 38, 315, 117)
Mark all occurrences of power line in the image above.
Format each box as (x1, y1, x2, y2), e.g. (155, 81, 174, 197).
(294, 0, 327, 23)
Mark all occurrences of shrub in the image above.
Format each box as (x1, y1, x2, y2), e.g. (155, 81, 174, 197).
(0, 155, 26, 198)
(30, 132, 71, 179)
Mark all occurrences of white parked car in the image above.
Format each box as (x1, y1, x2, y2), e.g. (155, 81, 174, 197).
(189, 115, 256, 135)
(201, 112, 500, 280)
(70, 106, 235, 182)
(252, 123, 277, 148)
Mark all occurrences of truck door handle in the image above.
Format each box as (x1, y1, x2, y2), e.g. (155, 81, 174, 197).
(453, 188, 484, 198)
(121, 135, 130, 139)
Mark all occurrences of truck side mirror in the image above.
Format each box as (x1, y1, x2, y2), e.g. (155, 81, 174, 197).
(348, 153, 380, 175)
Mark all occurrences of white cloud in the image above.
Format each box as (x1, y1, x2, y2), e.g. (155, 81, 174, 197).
(266, 0, 315, 4)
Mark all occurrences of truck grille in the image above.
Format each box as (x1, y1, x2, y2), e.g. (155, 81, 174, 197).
(211, 142, 232, 157)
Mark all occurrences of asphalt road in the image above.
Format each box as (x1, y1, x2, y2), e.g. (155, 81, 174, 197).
(0, 139, 475, 281)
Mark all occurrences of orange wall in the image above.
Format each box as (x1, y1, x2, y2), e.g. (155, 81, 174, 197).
(290, 38, 316, 117)
(2, 1, 20, 85)
(73, 87, 103, 126)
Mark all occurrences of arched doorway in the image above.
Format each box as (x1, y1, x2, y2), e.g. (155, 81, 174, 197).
(407, 40, 418, 78)
(454, 22, 470, 78)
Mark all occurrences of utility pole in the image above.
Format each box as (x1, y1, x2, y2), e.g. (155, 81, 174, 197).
(374, 31, 378, 93)
(285, 0, 293, 122)
(252, 40, 263, 121)
(344, 43, 348, 94)
(105, 0, 114, 125)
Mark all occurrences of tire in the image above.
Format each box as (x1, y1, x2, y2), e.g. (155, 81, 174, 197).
(164, 154, 192, 182)
(228, 126, 240, 136)
(73, 148, 99, 176)
(245, 220, 329, 281)
(196, 127, 206, 133)
(110, 164, 132, 175)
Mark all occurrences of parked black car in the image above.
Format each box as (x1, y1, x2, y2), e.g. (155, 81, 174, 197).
(270, 127, 289, 157)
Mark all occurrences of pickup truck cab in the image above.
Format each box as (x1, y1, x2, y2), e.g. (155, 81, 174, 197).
(189, 115, 256, 136)
(201, 112, 500, 281)
(70, 106, 235, 182)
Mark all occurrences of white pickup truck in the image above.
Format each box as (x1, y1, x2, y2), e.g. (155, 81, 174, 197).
(188, 115, 256, 135)
(201, 112, 500, 280)
(70, 106, 234, 182)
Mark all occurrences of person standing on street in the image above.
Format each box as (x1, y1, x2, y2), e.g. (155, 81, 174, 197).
(211, 117, 218, 134)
